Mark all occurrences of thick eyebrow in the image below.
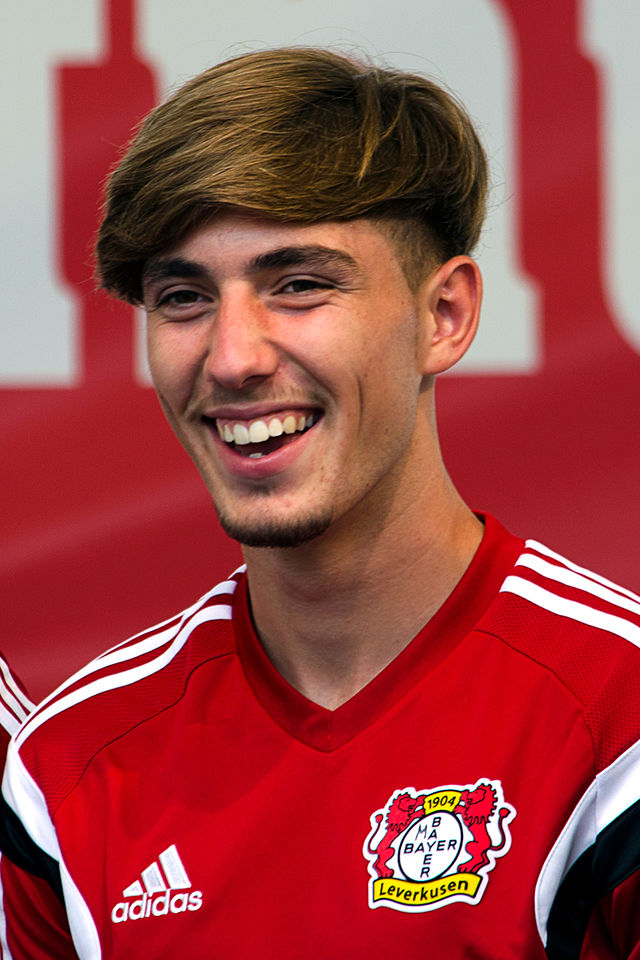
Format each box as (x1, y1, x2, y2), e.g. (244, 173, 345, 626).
(142, 245, 358, 290)
(247, 245, 358, 275)
(142, 257, 211, 288)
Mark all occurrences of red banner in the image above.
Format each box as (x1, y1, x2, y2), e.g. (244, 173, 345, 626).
(2, 0, 639, 700)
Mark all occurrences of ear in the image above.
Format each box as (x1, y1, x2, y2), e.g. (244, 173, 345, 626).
(419, 256, 482, 375)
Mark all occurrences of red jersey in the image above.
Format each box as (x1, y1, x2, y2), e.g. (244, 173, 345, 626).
(2, 515, 640, 959)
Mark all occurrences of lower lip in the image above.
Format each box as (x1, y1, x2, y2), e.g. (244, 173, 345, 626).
(208, 421, 319, 480)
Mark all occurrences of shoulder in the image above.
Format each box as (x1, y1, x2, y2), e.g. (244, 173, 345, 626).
(472, 524, 640, 953)
(480, 533, 640, 768)
(0, 652, 34, 768)
(7, 569, 244, 811)
(496, 542, 640, 956)
(0, 653, 33, 742)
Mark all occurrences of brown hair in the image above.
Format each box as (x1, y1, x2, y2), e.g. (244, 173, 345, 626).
(96, 47, 488, 304)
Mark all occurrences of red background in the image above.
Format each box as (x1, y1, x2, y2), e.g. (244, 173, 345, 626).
(3, 0, 639, 702)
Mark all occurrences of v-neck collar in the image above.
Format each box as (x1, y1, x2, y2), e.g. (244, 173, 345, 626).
(233, 514, 523, 752)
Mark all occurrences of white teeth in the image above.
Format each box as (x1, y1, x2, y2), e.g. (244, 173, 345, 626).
(217, 413, 317, 446)
(282, 415, 297, 434)
(248, 420, 270, 443)
(249, 452, 263, 459)
(233, 423, 250, 445)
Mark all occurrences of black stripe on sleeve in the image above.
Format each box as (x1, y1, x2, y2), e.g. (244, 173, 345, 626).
(545, 796, 640, 959)
(0, 794, 63, 902)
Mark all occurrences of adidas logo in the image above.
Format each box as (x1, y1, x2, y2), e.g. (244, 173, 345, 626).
(111, 844, 203, 923)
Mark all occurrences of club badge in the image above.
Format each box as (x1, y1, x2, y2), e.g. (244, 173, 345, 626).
(363, 778, 515, 912)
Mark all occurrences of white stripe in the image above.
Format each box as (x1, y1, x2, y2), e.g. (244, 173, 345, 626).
(159, 844, 191, 890)
(21, 579, 239, 737)
(0, 704, 21, 739)
(0, 659, 34, 716)
(123, 880, 143, 898)
(0, 689, 24, 732)
(21, 618, 186, 735)
(0, 853, 15, 960)
(500, 576, 640, 649)
(2, 745, 62, 862)
(2, 748, 101, 959)
(535, 735, 640, 944)
(516, 553, 640, 620)
(525, 539, 640, 604)
(141, 862, 167, 894)
(15, 604, 233, 748)
(91, 581, 239, 670)
(60, 859, 102, 960)
(94, 579, 240, 667)
(0, 672, 31, 731)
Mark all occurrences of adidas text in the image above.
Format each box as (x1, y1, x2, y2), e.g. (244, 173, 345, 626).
(112, 890, 203, 923)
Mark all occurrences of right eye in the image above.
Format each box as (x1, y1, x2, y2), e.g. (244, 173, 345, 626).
(157, 289, 205, 307)
(146, 286, 213, 320)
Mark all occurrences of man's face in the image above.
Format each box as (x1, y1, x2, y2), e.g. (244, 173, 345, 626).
(143, 211, 434, 548)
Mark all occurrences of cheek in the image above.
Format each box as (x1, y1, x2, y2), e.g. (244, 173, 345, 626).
(147, 329, 197, 410)
(365, 322, 423, 406)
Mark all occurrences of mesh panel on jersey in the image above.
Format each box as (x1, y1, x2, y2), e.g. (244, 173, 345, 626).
(26, 617, 235, 814)
(483, 595, 640, 773)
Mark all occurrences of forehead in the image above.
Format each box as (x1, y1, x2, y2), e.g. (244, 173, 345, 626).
(143, 211, 403, 279)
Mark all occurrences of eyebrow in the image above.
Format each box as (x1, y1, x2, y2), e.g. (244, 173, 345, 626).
(249, 245, 358, 274)
(142, 257, 210, 287)
(142, 245, 358, 288)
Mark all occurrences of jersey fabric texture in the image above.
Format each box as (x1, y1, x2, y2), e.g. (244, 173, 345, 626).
(2, 514, 640, 960)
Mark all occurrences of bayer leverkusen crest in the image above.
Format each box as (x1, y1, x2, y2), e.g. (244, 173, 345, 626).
(363, 778, 515, 912)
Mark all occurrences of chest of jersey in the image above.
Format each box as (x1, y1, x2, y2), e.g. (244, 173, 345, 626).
(52, 634, 591, 959)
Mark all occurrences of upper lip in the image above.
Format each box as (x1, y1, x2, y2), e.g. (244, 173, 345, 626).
(201, 402, 320, 422)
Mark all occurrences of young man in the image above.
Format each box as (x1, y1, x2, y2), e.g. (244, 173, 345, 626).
(2, 48, 640, 959)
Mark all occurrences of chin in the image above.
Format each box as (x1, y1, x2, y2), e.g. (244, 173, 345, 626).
(217, 508, 333, 549)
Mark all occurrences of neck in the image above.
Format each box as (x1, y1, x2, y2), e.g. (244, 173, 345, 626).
(242, 465, 482, 710)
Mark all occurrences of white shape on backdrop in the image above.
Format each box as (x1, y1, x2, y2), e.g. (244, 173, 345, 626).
(582, 0, 640, 353)
(1, 0, 571, 383)
(139, 0, 539, 375)
(0, 2, 101, 383)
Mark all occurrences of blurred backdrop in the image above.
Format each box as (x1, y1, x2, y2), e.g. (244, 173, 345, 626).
(2, 0, 640, 700)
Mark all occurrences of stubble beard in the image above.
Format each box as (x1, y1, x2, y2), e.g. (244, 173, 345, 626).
(215, 501, 334, 549)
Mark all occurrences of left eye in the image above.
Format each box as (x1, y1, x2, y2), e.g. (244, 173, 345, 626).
(278, 278, 332, 294)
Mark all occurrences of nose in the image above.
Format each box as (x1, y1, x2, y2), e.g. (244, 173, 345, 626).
(203, 288, 279, 390)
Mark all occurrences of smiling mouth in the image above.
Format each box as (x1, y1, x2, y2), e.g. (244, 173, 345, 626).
(211, 412, 321, 459)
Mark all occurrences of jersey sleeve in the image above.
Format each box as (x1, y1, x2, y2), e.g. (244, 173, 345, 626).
(535, 722, 640, 958)
(0, 738, 91, 959)
(0, 653, 33, 749)
(0, 657, 61, 957)
(0, 854, 77, 959)
(574, 871, 640, 959)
